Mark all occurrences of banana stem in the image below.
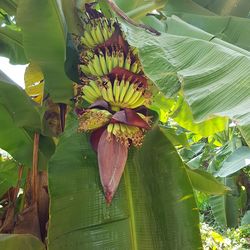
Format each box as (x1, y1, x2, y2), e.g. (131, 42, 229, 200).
(31, 132, 40, 204)
(127, 2, 166, 21)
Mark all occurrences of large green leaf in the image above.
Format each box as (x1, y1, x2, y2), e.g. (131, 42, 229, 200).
(0, 234, 45, 250)
(17, 0, 73, 103)
(216, 146, 250, 177)
(0, 105, 54, 169)
(0, 25, 27, 64)
(48, 113, 202, 250)
(165, 1, 250, 51)
(0, 70, 55, 168)
(210, 177, 240, 228)
(186, 167, 229, 195)
(0, 0, 17, 16)
(119, 19, 250, 145)
(0, 159, 18, 197)
(0, 70, 40, 129)
(193, 0, 250, 17)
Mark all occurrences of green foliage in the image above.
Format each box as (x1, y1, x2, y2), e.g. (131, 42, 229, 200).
(17, 0, 73, 103)
(0, 234, 45, 250)
(48, 114, 202, 250)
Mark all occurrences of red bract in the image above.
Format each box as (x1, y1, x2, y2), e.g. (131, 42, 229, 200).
(97, 129, 128, 204)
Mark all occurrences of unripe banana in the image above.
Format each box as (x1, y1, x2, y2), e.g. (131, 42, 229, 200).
(118, 51, 124, 68)
(130, 62, 138, 74)
(102, 21, 109, 41)
(127, 88, 142, 106)
(80, 35, 92, 47)
(87, 63, 98, 76)
(105, 49, 113, 72)
(124, 54, 131, 71)
(90, 26, 99, 44)
(123, 83, 136, 103)
(99, 51, 108, 75)
(106, 81, 115, 103)
(129, 96, 145, 109)
(82, 94, 95, 104)
(79, 64, 91, 75)
(84, 31, 96, 47)
(92, 55, 103, 76)
(119, 79, 129, 103)
(111, 49, 118, 68)
(95, 23, 105, 43)
(113, 77, 120, 103)
(101, 87, 110, 102)
(118, 78, 125, 103)
(89, 80, 102, 96)
(82, 85, 99, 99)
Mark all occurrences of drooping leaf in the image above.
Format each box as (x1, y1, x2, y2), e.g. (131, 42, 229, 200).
(0, 105, 54, 169)
(0, 24, 27, 64)
(48, 113, 202, 250)
(168, 13, 250, 51)
(193, 0, 250, 17)
(172, 98, 227, 137)
(241, 210, 250, 225)
(0, 159, 18, 197)
(119, 19, 250, 146)
(216, 146, 250, 177)
(186, 167, 229, 195)
(0, 71, 55, 168)
(0, 234, 45, 250)
(160, 126, 189, 147)
(17, 0, 73, 103)
(210, 177, 240, 228)
(0, 70, 41, 129)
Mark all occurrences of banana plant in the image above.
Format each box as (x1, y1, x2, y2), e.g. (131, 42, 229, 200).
(0, 0, 249, 249)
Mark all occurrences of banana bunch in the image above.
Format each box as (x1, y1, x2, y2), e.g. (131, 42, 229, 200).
(79, 48, 142, 77)
(81, 80, 102, 104)
(81, 77, 150, 110)
(80, 18, 116, 48)
(78, 108, 112, 131)
(106, 122, 145, 147)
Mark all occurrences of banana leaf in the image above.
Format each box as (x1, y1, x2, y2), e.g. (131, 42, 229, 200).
(17, 0, 73, 103)
(119, 19, 250, 146)
(48, 113, 202, 250)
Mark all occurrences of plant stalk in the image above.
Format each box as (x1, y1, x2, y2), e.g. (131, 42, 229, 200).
(31, 132, 40, 204)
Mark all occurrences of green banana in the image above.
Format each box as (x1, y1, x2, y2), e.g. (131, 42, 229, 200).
(90, 26, 99, 44)
(79, 64, 91, 75)
(123, 82, 136, 103)
(118, 51, 124, 68)
(105, 49, 113, 72)
(92, 55, 103, 76)
(87, 62, 98, 76)
(119, 79, 129, 103)
(101, 87, 110, 102)
(82, 94, 95, 104)
(129, 95, 145, 109)
(84, 31, 96, 47)
(124, 54, 131, 70)
(99, 51, 108, 75)
(113, 77, 120, 103)
(106, 81, 115, 103)
(82, 85, 99, 99)
(130, 62, 138, 74)
(127, 88, 142, 106)
(95, 23, 105, 43)
(89, 80, 102, 96)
